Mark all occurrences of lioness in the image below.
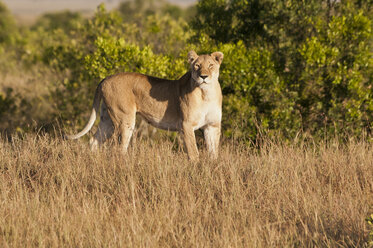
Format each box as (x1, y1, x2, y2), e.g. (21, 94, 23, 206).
(66, 50, 224, 160)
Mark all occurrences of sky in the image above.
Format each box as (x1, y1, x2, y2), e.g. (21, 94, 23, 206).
(3, 0, 197, 21)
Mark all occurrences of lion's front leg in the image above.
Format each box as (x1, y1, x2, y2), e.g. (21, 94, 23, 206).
(181, 123, 199, 161)
(203, 124, 220, 159)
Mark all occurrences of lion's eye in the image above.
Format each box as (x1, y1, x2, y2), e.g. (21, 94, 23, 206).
(194, 64, 200, 70)
(209, 64, 214, 69)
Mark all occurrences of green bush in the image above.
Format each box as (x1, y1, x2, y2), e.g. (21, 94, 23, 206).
(32, 11, 83, 33)
(216, 41, 300, 140)
(0, 0, 371, 142)
(0, 1, 16, 45)
(0, 88, 15, 120)
(193, 0, 372, 141)
(42, 4, 187, 127)
(299, 11, 372, 137)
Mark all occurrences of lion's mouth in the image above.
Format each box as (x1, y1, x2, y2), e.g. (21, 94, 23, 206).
(192, 74, 210, 85)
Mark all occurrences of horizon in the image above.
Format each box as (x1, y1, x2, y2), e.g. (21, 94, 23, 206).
(2, 0, 197, 23)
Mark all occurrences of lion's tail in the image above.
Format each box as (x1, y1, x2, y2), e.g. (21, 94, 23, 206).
(65, 82, 103, 140)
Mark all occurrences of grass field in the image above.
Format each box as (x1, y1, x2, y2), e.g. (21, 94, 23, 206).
(0, 134, 372, 247)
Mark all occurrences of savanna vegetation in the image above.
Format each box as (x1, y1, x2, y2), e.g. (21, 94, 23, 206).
(0, 134, 372, 247)
(0, 0, 372, 247)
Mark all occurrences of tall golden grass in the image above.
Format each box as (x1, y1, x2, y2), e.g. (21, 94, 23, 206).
(0, 134, 372, 247)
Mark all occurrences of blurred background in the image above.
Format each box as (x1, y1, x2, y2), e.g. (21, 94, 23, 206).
(3, 0, 196, 23)
(0, 0, 371, 142)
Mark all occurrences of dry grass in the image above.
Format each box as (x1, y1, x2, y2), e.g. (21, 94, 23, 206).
(0, 134, 372, 247)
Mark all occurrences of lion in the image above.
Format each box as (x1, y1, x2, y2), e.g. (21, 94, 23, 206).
(65, 50, 224, 160)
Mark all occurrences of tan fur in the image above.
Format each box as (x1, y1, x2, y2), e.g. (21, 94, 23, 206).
(66, 51, 224, 160)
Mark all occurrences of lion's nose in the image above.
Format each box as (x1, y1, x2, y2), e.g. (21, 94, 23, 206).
(200, 75, 208, 80)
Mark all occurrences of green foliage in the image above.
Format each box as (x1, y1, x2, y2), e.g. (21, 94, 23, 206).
(85, 36, 185, 80)
(32, 11, 83, 33)
(118, 0, 196, 22)
(41, 4, 186, 126)
(118, 0, 158, 19)
(39, 5, 123, 122)
(192, 0, 234, 43)
(0, 0, 371, 142)
(0, 1, 17, 66)
(0, 88, 15, 120)
(0, 1, 17, 45)
(118, 0, 194, 55)
(299, 11, 372, 136)
(139, 14, 192, 55)
(0, 86, 48, 135)
(214, 41, 300, 139)
(193, 0, 372, 141)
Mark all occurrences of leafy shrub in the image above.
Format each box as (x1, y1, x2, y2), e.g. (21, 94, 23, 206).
(0, 1, 16, 45)
(216, 41, 300, 140)
(0, 88, 15, 120)
(299, 11, 372, 137)
(42, 5, 187, 127)
(193, 0, 372, 141)
(0, 0, 371, 142)
(32, 11, 83, 33)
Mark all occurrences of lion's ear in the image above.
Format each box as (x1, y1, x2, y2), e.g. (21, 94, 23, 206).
(188, 50, 198, 64)
(211, 52, 224, 65)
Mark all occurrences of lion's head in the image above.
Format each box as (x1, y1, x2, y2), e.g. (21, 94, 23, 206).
(188, 50, 224, 86)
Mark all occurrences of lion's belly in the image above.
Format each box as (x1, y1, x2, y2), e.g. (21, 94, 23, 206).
(140, 115, 180, 131)
(136, 92, 181, 131)
(137, 106, 181, 132)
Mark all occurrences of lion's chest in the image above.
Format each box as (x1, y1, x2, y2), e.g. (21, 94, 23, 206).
(192, 101, 222, 130)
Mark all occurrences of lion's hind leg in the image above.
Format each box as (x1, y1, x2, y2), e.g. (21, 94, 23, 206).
(89, 103, 114, 151)
(117, 118, 136, 154)
(108, 106, 136, 155)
